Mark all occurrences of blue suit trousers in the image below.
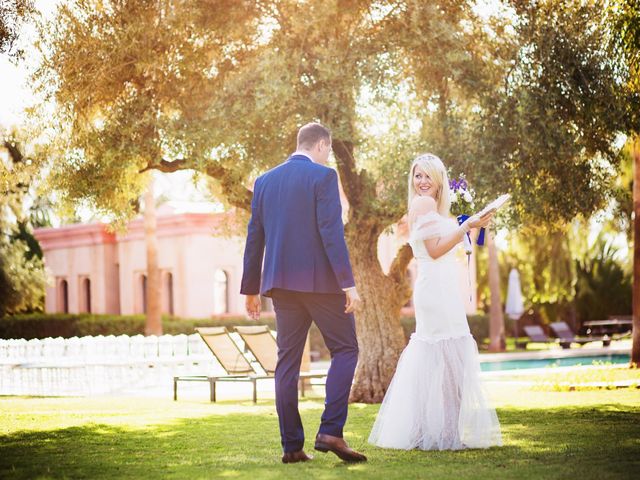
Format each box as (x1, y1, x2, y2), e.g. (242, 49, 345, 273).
(271, 289, 359, 453)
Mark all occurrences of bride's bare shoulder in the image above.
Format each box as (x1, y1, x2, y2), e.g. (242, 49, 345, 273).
(409, 196, 437, 222)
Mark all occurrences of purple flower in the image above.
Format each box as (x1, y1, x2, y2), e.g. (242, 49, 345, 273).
(449, 175, 471, 197)
(449, 177, 467, 192)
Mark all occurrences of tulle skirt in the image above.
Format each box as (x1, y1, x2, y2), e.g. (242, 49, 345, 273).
(368, 333, 502, 451)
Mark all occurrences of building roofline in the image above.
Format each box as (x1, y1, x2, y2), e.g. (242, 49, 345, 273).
(33, 212, 237, 251)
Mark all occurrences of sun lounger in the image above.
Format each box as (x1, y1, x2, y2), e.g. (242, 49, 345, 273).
(173, 327, 271, 403)
(549, 321, 611, 349)
(522, 325, 550, 344)
(233, 325, 327, 397)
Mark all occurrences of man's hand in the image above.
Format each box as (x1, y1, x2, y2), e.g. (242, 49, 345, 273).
(245, 295, 262, 321)
(344, 287, 362, 314)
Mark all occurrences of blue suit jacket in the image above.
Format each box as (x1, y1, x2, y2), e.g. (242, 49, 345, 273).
(240, 155, 355, 297)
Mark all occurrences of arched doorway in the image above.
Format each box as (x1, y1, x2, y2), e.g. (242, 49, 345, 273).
(141, 274, 148, 314)
(58, 278, 69, 313)
(213, 269, 228, 314)
(135, 273, 148, 315)
(163, 271, 174, 315)
(80, 277, 91, 313)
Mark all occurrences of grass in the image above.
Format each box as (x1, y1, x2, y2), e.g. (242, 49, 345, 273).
(1, 384, 639, 480)
(527, 364, 640, 391)
(479, 337, 624, 352)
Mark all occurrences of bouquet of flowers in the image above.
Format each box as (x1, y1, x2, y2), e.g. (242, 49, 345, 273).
(449, 176, 474, 217)
(448, 175, 485, 255)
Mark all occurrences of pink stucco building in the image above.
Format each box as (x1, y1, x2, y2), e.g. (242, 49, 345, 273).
(34, 211, 248, 318)
(34, 210, 477, 318)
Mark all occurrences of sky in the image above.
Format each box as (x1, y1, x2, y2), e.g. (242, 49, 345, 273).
(0, 0, 56, 127)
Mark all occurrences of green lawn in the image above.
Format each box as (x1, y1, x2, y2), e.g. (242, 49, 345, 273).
(480, 337, 624, 351)
(1, 384, 639, 479)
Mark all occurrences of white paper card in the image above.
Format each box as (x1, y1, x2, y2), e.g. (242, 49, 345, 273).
(477, 194, 511, 218)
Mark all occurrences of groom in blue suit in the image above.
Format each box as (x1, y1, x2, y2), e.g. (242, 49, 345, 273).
(241, 122, 367, 463)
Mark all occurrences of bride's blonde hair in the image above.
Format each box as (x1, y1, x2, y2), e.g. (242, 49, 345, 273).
(407, 153, 451, 216)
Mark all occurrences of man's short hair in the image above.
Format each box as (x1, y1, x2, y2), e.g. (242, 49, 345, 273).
(297, 122, 331, 149)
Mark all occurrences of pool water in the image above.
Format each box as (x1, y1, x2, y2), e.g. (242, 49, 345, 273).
(480, 353, 631, 372)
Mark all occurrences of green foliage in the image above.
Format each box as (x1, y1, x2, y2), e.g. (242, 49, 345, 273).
(0, 133, 48, 316)
(0, 0, 35, 57)
(10, 221, 43, 260)
(35, 0, 263, 223)
(475, 226, 574, 323)
(0, 240, 47, 317)
(399, 314, 489, 342)
(610, 0, 640, 98)
(467, 0, 633, 226)
(0, 313, 274, 339)
(532, 365, 640, 391)
(0, 313, 493, 356)
(609, 140, 634, 240)
(499, 226, 576, 322)
(492, 222, 631, 325)
(574, 237, 632, 322)
(35, 0, 633, 229)
(35, 0, 634, 266)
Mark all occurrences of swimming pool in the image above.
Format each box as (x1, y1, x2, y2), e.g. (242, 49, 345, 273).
(480, 353, 631, 372)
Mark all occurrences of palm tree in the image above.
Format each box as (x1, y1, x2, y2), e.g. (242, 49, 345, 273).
(143, 177, 162, 336)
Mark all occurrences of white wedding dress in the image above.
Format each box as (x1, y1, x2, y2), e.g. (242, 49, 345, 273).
(368, 211, 502, 450)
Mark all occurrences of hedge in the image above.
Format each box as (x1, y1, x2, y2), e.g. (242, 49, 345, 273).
(399, 314, 489, 344)
(0, 313, 274, 340)
(0, 313, 490, 359)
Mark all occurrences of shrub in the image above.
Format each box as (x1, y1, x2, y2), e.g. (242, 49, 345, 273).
(0, 239, 47, 316)
(574, 239, 632, 322)
(0, 313, 491, 360)
(0, 313, 275, 340)
(399, 314, 489, 343)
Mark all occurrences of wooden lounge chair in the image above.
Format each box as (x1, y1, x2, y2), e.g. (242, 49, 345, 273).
(521, 325, 553, 348)
(549, 321, 611, 349)
(233, 325, 327, 397)
(173, 327, 271, 403)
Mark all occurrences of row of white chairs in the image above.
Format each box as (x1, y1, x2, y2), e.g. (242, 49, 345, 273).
(0, 334, 227, 396)
(0, 334, 211, 366)
(0, 359, 226, 396)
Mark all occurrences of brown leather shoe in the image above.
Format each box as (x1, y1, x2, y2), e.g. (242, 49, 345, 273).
(281, 450, 313, 464)
(314, 433, 367, 462)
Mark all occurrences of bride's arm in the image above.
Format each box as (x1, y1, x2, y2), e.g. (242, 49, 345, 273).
(410, 196, 492, 260)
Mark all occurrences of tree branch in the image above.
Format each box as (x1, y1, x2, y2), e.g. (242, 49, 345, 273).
(139, 158, 189, 173)
(139, 157, 252, 211)
(387, 243, 413, 300)
(332, 138, 362, 211)
(374, 203, 407, 230)
(205, 162, 253, 212)
(3, 140, 24, 164)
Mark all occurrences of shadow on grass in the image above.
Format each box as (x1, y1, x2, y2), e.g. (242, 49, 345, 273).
(1, 404, 639, 480)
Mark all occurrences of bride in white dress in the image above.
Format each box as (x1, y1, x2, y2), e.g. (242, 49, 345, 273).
(369, 153, 502, 451)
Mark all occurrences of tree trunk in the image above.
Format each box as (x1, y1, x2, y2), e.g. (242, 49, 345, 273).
(487, 230, 505, 352)
(347, 227, 410, 403)
(332, 139, 413, 403)
(144, 177, 162, 336)
(632, 136, 640, 366)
